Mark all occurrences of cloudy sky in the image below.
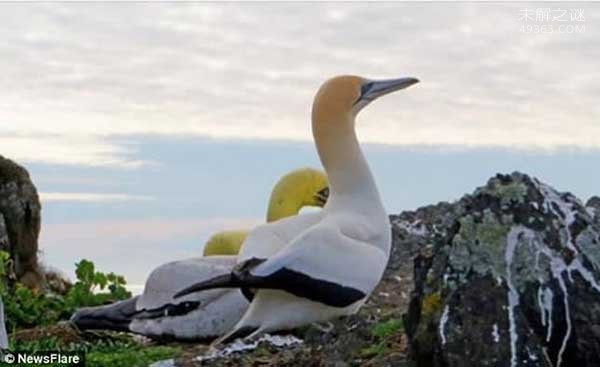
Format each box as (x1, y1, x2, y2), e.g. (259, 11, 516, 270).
(1, 2, 598, 288)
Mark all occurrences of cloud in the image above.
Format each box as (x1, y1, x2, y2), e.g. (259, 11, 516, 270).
(0, 2, 598, 167)
(40, 192, 154, 203)
(0, 134, 147, 167)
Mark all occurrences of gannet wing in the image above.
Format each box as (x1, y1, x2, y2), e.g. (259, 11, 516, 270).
(175, 224, 387, 308)
(250, 224, 387, 305)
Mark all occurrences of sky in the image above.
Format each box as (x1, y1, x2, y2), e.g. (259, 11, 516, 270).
(0, 2, 598, 287)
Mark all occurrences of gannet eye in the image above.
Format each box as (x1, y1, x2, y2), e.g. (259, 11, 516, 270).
(354, 82, 375, 106)
(360, 82, 374, 99)
(354, 78, 419, 108)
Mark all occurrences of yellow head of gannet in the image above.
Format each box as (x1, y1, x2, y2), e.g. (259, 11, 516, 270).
(176, 75, 419, 345)
(202, 168, 329, 256)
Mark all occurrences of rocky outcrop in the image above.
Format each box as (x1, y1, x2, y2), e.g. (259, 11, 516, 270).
(404, 173, 600, 367)
(0, 155, 43, 289)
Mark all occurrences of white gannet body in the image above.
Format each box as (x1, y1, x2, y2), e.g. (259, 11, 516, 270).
(1, 296, 8, 348)
(71, 256, 248, 340)
(175, 75, 419, 343)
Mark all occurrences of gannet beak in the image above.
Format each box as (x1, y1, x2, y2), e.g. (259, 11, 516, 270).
(355, 77, 419, 107)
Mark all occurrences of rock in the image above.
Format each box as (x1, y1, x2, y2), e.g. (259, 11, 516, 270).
(404, 172, 600, 367)
(587, 196, 600, 225)
(587, 196, 600, 210)
(0, 155, 43, 289)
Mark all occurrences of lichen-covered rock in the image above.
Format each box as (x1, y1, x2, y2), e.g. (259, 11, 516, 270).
(405, 172, 600, 367)
(0, 155, 43, 289)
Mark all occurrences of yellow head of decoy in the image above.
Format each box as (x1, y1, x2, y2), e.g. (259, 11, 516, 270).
(312, 75, 419, 125)
(266, 167, 329, 222)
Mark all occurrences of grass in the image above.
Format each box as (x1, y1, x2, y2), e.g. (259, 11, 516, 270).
(86, 344, 181, 367)
(360, 318, 404, 358)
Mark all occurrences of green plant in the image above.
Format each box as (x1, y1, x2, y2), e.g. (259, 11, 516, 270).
(360, 318, 404, 358)
(371, 318, 403, 339)
(0, 252, 131, 332)
(64, 259, 130, 308)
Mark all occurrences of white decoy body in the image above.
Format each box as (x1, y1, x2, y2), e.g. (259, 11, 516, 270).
(71, 256, 248, 340)
(1, 295, 8, 348)
(175, 75, 419, 344)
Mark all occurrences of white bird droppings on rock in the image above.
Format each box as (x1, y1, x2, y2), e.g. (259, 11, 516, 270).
(439, 305, 450, 346)
(492, 324, 500, 343)
(196, 334, 303, 362)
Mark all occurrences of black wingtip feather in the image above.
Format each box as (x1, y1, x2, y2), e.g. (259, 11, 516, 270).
(174, 273, 240, 299)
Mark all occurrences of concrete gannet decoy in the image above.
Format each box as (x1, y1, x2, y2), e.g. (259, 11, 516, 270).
(71, 169, 328, 340)
(203, 168, 329, 256)
(71, 256, 246, 340)
(174, 75, 419, 344)
(1, 296, 8, 348)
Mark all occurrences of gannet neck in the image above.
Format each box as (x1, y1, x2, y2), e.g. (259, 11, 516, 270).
(310, 75, 418, 204)
(312, 115, 380, 201)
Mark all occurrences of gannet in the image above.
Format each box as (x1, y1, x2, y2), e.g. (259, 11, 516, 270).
(203, 168, 329, 256)
(1, 296, 8, 348)
(71, 169, 328, 340)
(175, 75, 419, 344)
